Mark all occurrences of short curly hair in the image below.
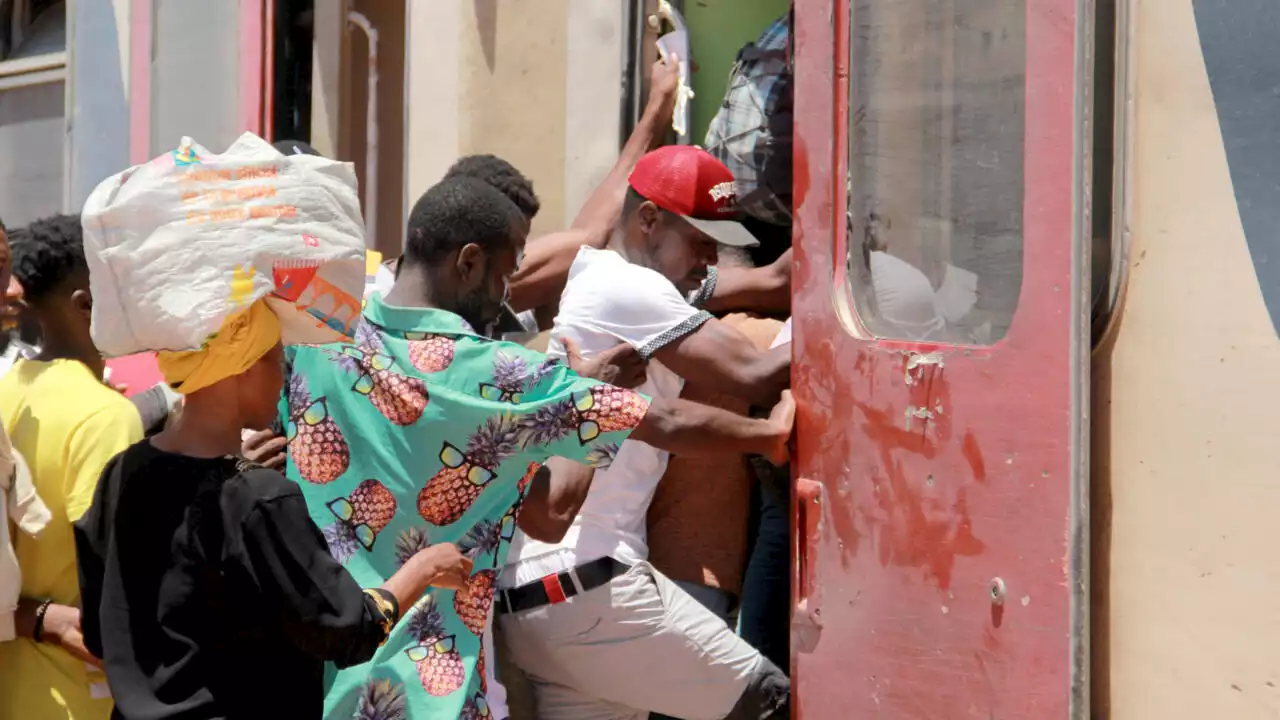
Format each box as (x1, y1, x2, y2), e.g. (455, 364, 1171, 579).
(443, 154, 540, 221)
(10, 214, 88, 303)
(404, 177, 522, 268)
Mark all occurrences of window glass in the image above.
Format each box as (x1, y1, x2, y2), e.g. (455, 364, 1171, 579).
(847, 0, 1025, 344)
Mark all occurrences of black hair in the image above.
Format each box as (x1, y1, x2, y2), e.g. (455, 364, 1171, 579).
(623, 187, 647, 219)
(624, 187, 682, 225)
(443, 154, 540, 221)
(10, 214, 88, 303)
(404, 177, 522, 268)
(0, 216, 6, 233)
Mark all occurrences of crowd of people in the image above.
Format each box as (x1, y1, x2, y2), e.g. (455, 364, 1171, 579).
(0, 32, 797, 720)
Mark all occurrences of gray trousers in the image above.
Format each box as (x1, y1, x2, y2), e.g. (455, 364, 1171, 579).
(497, 562, 787, 720)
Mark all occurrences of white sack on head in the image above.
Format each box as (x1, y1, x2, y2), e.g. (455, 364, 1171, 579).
(82, 132, 367, 357)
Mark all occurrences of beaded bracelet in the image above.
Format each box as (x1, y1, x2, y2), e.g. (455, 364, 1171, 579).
(32, 599, 53, 643)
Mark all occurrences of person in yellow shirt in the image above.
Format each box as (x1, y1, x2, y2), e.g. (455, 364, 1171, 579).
(0, 214, 142, 719)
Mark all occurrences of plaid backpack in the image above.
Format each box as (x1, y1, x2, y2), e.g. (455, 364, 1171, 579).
(703, 13, 793, 227)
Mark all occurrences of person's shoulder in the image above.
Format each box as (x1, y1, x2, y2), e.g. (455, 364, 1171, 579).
(567, 249, 682, 304)
(226, 461, 302, 506)
(71, 377, 145, 437)
(570, 247, 662, 283)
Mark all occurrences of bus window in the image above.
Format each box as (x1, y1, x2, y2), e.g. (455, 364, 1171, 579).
(846, 1, 1026, 345)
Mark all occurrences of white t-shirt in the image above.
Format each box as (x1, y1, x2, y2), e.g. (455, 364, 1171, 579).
(502, 247, 712, 588)
(869, 250, 947, 341)
(367, 263, 396, 302)
(771, 317, 792, 349)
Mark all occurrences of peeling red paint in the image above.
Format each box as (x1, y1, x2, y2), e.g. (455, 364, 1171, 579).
(963, 431, 987, 483)
(856, 397, 986, 591)
(791, 0, 1079, 716)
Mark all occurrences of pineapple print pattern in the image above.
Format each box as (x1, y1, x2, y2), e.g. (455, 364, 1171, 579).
(394, 526, 431, 567)
(490, 462, 540, 566)
(335, 323, 428, 426)
(417, 415, 521, 526)
(476, 641, 489, 696)
(323, 479, 397, 563)
(405, 332, 457, 374)
(453, 520, 502, 637)
(460, 690, 491, 720)
(519, 386, 649, 452)
(453, 570, 497, 638)
(480, 351, 559, 404)
(586, 443, 621, 470)
(406, 597, 465, 697)
(579, 385, 650, 435)
(287, 374, 350, 484)
(355, 678, 408, 720)
(283, 303, 655, 716)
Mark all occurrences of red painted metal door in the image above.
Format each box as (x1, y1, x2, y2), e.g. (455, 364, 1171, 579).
(790, 1, 1089, 717)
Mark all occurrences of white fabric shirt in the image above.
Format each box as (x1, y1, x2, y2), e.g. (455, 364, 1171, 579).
(367, 263, 396, 301)
(0, 427, 49, 641)
(771, 317, 792, 349)
(869, 250, 947, 341)
(502, 247, 711, 588)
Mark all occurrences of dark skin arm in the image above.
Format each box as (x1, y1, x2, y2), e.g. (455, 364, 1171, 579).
(15, 598, 98, 665)
(630, 390, 794, 465)
(507, 57, 680, 316)
(515, 459, 593, 544)
(381, 543, 473, 610)
(651, 318, 791, 407)
(516, 385, 795, 545)
(517, 338, 648, 542)
(701, 248, 792, 316)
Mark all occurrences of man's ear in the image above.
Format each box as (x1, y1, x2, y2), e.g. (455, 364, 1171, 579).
(637, 201, 662, 235)
(455, 243, 487, 290)
(70, 288, 93, 320)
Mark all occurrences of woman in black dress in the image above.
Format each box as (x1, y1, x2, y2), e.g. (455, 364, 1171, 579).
(76, 301, 471, 719)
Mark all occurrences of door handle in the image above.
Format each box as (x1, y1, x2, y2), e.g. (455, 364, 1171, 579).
(793, 477, 824, 655)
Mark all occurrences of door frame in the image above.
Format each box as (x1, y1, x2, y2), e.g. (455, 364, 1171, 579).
(790, 0, 1093, 716)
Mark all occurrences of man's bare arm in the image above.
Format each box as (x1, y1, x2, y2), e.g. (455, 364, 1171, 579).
(568, 57, 679, 235)
(507, 58, 680, 315)
(700, 248, 792, 316)
(630, 391, 793, 466)
(516, 459, 595, 543)
(651, 318, 790, 407)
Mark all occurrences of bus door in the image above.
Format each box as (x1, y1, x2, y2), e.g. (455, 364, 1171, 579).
(791, 0, 1090, 717)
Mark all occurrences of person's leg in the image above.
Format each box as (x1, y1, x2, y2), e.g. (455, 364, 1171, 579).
(652, 580, 739, 720)
(493, 621, 536, 720)
(500, 562, 788, 720)
(737, 464, 792, 673)
(670, 578, 736, 626)
(533, 680, 646, 720)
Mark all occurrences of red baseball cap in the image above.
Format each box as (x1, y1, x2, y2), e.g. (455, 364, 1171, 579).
(628, 145, 759, 248)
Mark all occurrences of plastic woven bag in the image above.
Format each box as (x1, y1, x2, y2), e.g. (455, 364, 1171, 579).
(83, 132, 367, 357)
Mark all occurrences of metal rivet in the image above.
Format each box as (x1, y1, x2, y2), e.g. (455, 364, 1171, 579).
(989, 578, 1006, 606)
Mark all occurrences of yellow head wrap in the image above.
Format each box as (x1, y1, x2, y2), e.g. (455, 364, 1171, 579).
(156, 299, 281, 395)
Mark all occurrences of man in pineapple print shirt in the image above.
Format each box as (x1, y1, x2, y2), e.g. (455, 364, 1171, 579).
(499, 146, 793, 719)
(279, 177, 793, 719)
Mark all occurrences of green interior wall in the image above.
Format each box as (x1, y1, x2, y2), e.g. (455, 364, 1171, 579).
(684, 0, 790, 144)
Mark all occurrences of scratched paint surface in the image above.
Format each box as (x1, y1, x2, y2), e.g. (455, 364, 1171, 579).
(791, 1, 1080, 717)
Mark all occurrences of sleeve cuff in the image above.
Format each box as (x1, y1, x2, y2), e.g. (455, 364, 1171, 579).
(638, 311, 714, 360)
(686, 266, 719, 309)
